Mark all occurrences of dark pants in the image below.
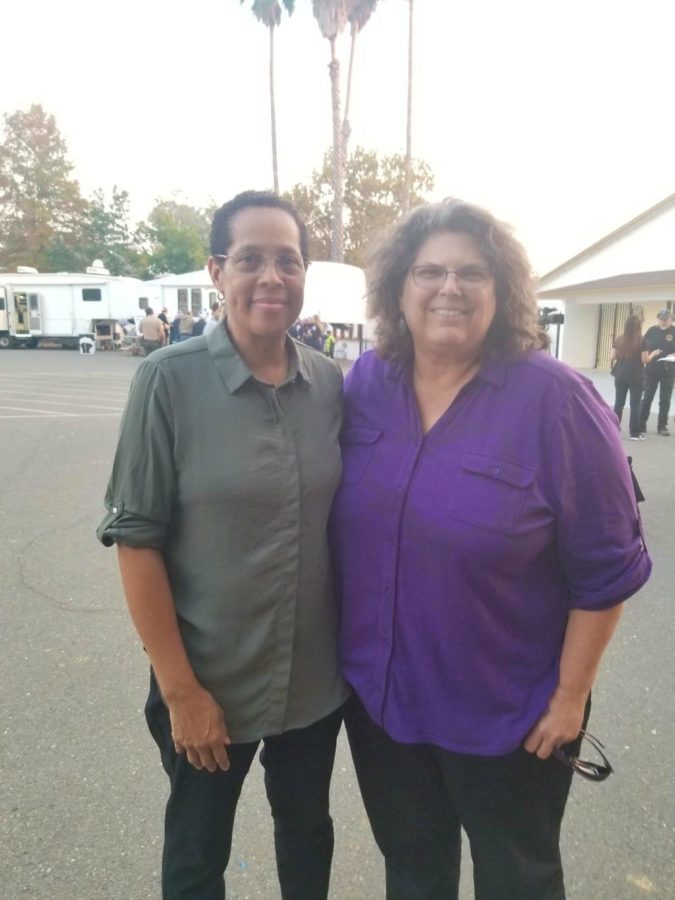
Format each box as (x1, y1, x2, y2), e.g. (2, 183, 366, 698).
(345, 694, 588, 900)
(614, 378, 644, 436)
(142, 339, 162, 356)
(639, 369, 674, 431)
(145, 672, 343, 900)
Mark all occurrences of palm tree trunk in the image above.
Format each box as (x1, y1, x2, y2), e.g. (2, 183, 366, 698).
(269, 24, 279, 193)
(342, 26, 357, 166)
(403, 0, 414, 213)
(329, 36, 344, 261)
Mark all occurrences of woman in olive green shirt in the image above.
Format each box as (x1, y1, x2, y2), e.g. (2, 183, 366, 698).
(98, 191, 348, 900)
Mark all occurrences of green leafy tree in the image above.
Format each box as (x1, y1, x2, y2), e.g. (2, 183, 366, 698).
(141, 200, 211, 277)
(0, 104, 86, 272)
(284, 145, 433, 266)
(240, 0, 295, 193)
(62, 187, 145, 276)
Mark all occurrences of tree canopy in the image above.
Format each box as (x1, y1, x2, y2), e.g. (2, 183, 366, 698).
(0, 104, 86, 272)
(283, 145, 434, 266)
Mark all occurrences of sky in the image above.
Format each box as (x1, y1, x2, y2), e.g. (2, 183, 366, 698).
(2, 0, 674, 274)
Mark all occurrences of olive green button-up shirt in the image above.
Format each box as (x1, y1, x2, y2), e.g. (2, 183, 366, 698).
(97, 323, 348, 742)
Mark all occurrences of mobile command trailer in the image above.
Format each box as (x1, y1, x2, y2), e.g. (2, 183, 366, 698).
(0, 265, 148, 349)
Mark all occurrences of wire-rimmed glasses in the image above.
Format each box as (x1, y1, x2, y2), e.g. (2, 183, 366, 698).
(410, 263, 493, 291)
(213, 253, 308, 277)
(552, 730, 613, 782)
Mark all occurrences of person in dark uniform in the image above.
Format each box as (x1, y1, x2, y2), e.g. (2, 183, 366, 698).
(639, 308, 675, 436)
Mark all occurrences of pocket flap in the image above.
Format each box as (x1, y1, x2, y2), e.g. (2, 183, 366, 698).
(460, 453, 535, 488)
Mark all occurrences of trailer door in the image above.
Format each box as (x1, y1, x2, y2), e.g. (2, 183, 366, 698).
(0, 288, 8, 333)
(13, 292, 30, 334)
(28, 293, 42, 334)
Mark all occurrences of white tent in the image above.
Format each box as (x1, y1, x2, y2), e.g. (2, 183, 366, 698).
(302, 261, 368, 325)
(142, 261, 369, 325)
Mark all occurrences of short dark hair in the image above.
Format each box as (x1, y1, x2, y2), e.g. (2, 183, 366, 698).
(210, 190, 309, 260)
(145, 307, 154, 315)
(368, 198, 548, 366)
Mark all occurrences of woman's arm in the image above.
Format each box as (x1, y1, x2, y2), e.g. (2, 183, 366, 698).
(117, 544, 231, 771)
(524, 604, 623, 758)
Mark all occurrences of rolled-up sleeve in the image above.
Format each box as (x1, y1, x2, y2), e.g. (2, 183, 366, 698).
(549, 380, 652, 610)
(97, 359, 176, 549)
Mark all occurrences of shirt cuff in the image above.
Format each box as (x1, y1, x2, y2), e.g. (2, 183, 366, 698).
(96, 502, 167, 548)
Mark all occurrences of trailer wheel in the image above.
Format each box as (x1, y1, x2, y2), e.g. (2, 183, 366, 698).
(0, 335, 10, 349)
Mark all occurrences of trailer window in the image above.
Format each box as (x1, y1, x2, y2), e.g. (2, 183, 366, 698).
(82, 288, 102, 302)
(0, 298, 5, 311)
(29, 294, 39, 310)
(177, 290, 189, 314)
(191, 289, 203, 316)
(139, 297, 149, 310)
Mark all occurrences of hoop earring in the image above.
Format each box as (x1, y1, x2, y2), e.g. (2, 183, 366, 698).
(217, 291, 225, 301)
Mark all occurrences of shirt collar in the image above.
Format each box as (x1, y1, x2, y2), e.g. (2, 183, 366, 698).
(206, 320, 311, 394)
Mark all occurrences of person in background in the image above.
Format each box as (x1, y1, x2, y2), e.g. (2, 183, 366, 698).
(138, 307, 165, 355)
(638, 308, 675, 436)
(169, 314, 182, 345)
(98, 190, 347, 900)
(204, 301, 223, 336)
(323, 325, 336, 358)
(158, 307, 171, 343)
(178, 310, 195, 342)
(304, 318, 324, 352)
(611, 314, 649, 440)
(289, 319, 304, 341)
(192, 314, 207, 337)
(331, 198, 651, 900)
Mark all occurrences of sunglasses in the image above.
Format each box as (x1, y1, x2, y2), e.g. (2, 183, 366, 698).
(552, 730, 613, 782)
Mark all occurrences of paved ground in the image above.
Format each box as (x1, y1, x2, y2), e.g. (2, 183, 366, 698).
(1, 348, 674, 899)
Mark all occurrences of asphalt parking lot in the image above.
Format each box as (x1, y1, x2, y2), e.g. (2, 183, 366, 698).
(1, 348, 674, 899)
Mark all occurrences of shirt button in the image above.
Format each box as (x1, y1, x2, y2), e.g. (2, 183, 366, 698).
(112, 507, 118, 513)
(492, 467, 500, 475)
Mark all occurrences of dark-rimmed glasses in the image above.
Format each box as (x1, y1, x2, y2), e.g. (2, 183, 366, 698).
(552, 730, 613, 782)
(213, 253, 308, 277)
(410, 264, 492, 290)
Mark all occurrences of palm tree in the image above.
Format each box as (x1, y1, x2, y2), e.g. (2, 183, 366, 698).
(403, 0, 414, 213)
(342, 1, 380, 164)
(311, 0, 351, 261)
(241, 0, 295, 193)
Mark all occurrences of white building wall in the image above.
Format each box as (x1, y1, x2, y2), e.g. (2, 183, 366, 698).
(540, 203, 675, 291)
(558, 302, 599, 368)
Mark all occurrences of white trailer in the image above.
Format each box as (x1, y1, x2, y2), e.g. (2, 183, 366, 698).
(0, 264, 149, 349)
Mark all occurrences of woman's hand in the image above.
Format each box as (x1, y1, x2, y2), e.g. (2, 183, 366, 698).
(523, 685, 587, 759)
(168, 685, 232, 772)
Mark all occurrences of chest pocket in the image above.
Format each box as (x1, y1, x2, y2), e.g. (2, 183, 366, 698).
(340, 425, 383, 485)
(449, 452, 535, 532)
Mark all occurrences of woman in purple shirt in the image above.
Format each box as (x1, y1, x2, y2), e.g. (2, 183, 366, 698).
(331, 199, 651, 899)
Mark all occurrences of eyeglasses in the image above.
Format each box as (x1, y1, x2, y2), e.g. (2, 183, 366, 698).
(213, 253, 308, 277)
(410, 264, 492, 290)
(552, 731, 613, 782)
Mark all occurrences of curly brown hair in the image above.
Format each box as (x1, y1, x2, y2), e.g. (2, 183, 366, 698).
(367, 198, 548, 366)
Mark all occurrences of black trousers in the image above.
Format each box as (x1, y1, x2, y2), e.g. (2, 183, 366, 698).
(145, 671, 343, 900)
(639, 369, 674, 431)
(613, 378, 644, 436)
(345, 694, 588, 900)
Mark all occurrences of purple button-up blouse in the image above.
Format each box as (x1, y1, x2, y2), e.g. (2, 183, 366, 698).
(331, 349, 651, 756)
